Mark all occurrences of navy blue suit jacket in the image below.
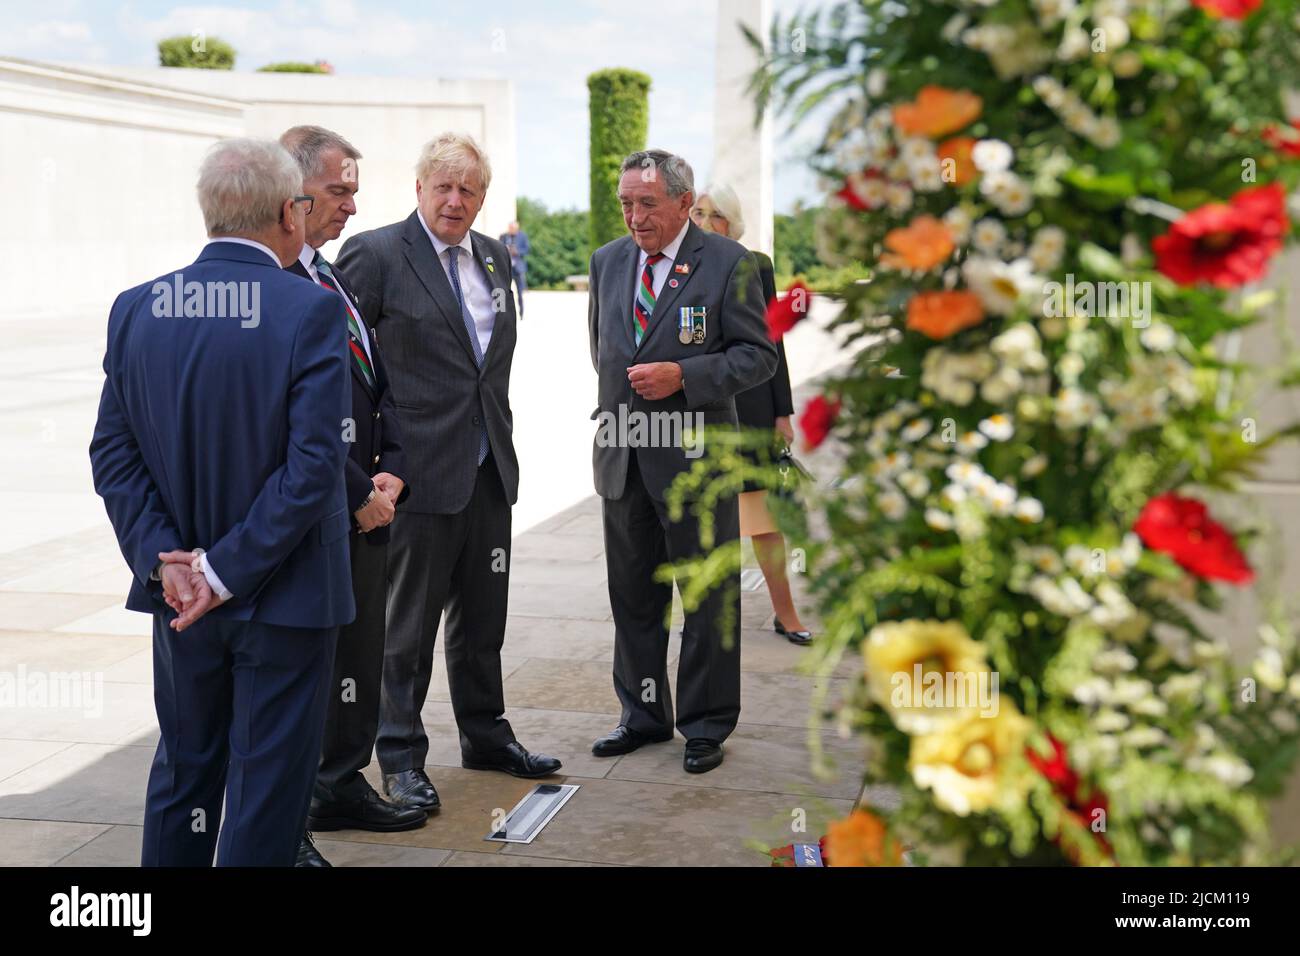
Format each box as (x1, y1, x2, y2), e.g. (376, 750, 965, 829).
(89, 241, 356, 629)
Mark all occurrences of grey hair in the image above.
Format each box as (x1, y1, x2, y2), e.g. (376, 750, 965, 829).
(620, 149, 695, 198)
(415, 132, 493, 191)
(279, 125, 362, 180)
(197, 138, 303, 237)
(698, 182, 745, 241)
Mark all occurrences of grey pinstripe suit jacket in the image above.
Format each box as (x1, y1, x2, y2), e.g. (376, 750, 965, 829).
(337, 211, 519, 515)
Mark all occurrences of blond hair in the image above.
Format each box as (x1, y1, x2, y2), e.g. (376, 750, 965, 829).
(415, 132, 492, 191)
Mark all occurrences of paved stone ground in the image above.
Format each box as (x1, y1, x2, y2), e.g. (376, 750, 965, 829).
(0, 293, 867, 867)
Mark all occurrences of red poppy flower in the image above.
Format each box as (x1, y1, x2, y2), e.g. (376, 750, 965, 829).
(1027, 734, 1113, 863)
(1263, 120, 1300, 159)
(766, 280, 813, 341)
(1191, 0, 1263, 18)
(1152, 183, 1288, 288)
(1026, 734, 1080, 803)
(800, 395, 841, 451)
(1134, 492, 1254, 584)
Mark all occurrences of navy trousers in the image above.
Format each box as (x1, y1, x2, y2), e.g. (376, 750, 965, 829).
(141, 613, 337, 866)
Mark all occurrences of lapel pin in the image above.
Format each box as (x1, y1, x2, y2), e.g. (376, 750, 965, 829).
(674, 263, 690, 275)
(485, 256, 495, 274)
(669, 278, 679, 288)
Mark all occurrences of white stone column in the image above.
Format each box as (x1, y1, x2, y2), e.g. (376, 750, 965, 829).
(712, 0, 774, 258)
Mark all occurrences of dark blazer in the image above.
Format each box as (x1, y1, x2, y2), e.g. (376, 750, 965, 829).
(286, 255, 409, 544)
(733, 252, 794, 429)
(89, 241, 355, 629)
(337, 212, 519, 515)
(588, 220, 778, 500)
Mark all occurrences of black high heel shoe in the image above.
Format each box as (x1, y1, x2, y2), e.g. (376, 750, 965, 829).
(774, 617, 814, 646)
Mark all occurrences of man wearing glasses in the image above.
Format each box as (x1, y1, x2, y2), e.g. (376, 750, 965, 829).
(91, 138, 355, 866)
(279, 126, 426, 867)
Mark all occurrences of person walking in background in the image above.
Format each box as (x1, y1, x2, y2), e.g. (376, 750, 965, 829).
(499, 220, 530, 317)
(279, 125, 426, 868)
(90, 138, 354, 866)
(690, 184, 813, 646)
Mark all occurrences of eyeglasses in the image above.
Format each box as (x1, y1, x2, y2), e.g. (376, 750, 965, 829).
(279, 195, 314, 223)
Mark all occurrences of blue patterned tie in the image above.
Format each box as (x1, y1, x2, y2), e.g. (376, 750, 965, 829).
(446, 245, 490, 466)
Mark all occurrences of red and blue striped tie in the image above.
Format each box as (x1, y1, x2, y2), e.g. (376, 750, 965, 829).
(633, 252, 666, 345)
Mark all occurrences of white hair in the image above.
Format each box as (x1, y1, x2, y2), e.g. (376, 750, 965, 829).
(699, 182, 745, 241)
(621, 149, 695, 198)
(415, 132, 493, 190)
(197, 138, 302, 237)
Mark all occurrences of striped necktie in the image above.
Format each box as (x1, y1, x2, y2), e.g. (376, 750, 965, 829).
(446, 245, 490, 466)
(633, 252, 666, 346)
(313, 253, 376, 390)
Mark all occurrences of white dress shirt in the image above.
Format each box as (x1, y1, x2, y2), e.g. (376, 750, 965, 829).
(297, 243, 374, 366)
(417, 209, 495, 356)
(637, 219, 691, 302)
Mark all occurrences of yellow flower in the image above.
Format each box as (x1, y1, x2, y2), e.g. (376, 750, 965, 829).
(908, 706, 1031, 817)
(864, 619, 990, 732)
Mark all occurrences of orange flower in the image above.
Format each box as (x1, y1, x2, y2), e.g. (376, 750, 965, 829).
(825, 810, 903, 867)
(893, 86, 983, 138)
(936, 136, 978, 186)
(880, 215, 955, 271)
(906, 290, 985, 339)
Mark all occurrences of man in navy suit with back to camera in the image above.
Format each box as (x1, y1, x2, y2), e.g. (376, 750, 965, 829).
(89, 137, 354, 867)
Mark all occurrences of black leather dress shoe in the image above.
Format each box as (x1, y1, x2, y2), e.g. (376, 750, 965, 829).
(308, 786, 427, 832)
(294, 832, 331, 868)
(591, 724, 674, 757)
(683, 738, 724, 774)
(462, 741, 562, 779)
(382, 769, 441, 811)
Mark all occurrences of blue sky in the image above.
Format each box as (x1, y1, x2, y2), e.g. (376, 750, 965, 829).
(1, 0, 829, 213)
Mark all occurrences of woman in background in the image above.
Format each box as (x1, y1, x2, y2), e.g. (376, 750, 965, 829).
(690, 184, 813, 645)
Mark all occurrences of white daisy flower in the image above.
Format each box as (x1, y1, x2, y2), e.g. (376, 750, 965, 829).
(945, 461, 984, 487)
(980, 367, 1023, 405)
(900, 418, 933, 442)
(962, 256, 1040, 316)
(878, 487, 908, 520)
(986, 482, 1018, 516)
(1013, 497, 1044, 523)
(978, 414, 1014, 441)
(1140, 322, 1176, 351)
(955, 430, 989, 455)
(940, 483, 968, 506)
(885, 182, 914, 214)
(1025, 546, 1062, 574)
(898, 470, 931, 499)
(925, 507, 956, 531)
(900, 136, 936, 164)
(1021, 454, 1048, 478)
(943, 206, 973, 244)
(971, 139, 1014, 173)
(971, 218, 1007, 255)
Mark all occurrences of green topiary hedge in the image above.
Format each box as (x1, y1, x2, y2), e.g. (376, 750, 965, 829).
(587, 68, 650, 255)
(257, 61, 331, 73)
(157, 34, 235, 70)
